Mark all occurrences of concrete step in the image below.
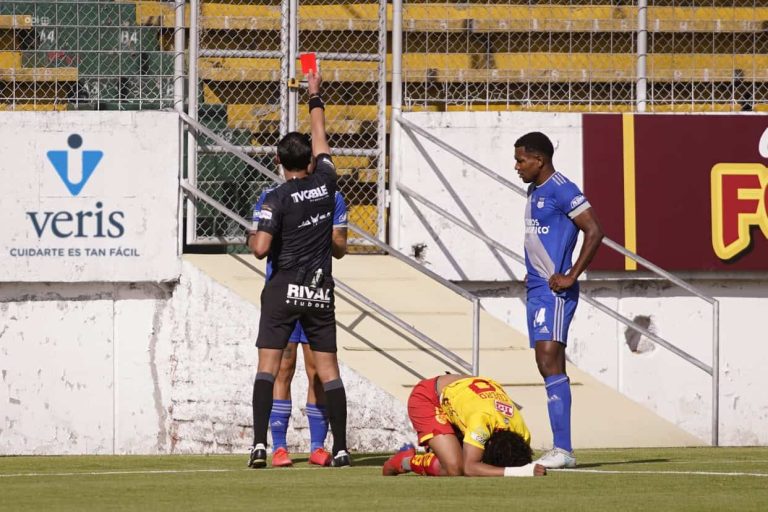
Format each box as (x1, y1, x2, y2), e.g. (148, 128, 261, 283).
(185, 253, 704, 449)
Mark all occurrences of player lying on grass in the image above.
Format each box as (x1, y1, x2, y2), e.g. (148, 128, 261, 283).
(382, 374, 547, 477)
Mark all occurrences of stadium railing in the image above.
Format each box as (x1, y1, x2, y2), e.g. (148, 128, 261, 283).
(389, 112, 722, 446)
(178, 110, 482, 375)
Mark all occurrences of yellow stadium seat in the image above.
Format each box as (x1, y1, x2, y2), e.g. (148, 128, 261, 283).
(136, 3, 768, 34)
(0, 15, 32, 30)
(0, 52, 21, 69)
(0, 103, 67, 111)
(0, 67, 78, 82)
(199, 53, 768, 84)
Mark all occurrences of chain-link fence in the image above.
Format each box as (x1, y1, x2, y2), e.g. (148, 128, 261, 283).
(401, 0, 767, 113)
(4, 1, 765, 245)
(0, 0, 178, 110)
(191, 0, 387, 247)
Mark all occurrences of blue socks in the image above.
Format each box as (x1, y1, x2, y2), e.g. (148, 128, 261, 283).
(269, 399, 292, 450)
(268, 401, 329, 452)
(306, 403, 329, 452)
(545, 374, 572, 452)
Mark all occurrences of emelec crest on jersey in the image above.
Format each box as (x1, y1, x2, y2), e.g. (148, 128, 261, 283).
(286, 284, 332, 309)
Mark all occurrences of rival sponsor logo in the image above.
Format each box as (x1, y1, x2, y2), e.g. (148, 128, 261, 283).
(286, 283, 332, 309)
(290, 184, 329, 203)
(710, 163, 768, 260)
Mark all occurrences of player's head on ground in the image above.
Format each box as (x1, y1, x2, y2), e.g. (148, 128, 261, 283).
(481, 430, 533, 467)
(277, 131, 313, 174)
(514, 131, 554, 184)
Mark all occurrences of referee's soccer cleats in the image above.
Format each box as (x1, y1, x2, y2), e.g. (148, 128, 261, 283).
(308, 448, 332, 467)
(330, 450, 351, 467)
(248, 444, 267, 469)
(271, 447, 293, 467)
(535, 447, 576, 469)
(382, 446, 416, 476)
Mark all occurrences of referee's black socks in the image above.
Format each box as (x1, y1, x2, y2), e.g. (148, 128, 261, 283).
(323, 378, 348, 456)
(252, 372, 275, 447)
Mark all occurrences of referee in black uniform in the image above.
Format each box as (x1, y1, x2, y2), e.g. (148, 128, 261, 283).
(247, 69, 350, 468)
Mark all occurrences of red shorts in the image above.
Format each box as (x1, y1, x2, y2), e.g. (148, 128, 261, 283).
(407, 377, 456, 446)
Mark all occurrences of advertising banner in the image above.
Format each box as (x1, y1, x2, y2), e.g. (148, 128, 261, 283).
(584, 113, 768, 272)
(0, 111, 180, 282)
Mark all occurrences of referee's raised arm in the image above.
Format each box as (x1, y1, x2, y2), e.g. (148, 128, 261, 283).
(306, 70, 331, 158)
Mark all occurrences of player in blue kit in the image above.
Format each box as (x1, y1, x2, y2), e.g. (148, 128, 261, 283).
(250, 187, 348, 467)
(514, 132, 604, 469)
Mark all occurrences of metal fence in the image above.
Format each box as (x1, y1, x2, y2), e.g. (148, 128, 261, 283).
(0, 0, 179, 110)
(3, 1, 766, 244)
(399, 0, 768, 113)
(189, 0, 388, 246)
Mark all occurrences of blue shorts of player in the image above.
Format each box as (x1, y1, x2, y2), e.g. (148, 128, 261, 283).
(526, 294, 578, 348)
(289, 322, 308, 344)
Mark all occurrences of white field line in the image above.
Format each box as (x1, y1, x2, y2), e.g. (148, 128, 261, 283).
(0, 466, 368, 478)
(0, 469, 236, 478)
(2, 466, 766, 479)
(558, 468, 768, 477)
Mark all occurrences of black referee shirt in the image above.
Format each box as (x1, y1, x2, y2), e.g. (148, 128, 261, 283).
(256, 154, 338, 279)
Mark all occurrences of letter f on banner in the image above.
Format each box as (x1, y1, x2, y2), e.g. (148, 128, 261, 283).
(711, 163, 768, 260)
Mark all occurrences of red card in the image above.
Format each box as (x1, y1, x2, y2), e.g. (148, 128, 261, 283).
(300, 53, 317, 74)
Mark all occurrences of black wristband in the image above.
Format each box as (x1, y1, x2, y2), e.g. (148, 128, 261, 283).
(309, 96, 325, 112)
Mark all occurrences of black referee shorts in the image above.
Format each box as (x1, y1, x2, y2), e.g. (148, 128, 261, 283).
(256, 274, 337, 352)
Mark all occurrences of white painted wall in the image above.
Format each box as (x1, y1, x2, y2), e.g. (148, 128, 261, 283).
(393, 112, 768, 446)
(0, 261, 413, 455)
(394, 111, 583, 280)
(482, 280, 768, 446)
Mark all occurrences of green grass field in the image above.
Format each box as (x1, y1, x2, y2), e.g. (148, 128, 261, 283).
(2, 448, 768, 511)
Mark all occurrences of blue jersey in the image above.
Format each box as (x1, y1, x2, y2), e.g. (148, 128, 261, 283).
(524, 172, 590, 298)
(251, 187, 348, 280)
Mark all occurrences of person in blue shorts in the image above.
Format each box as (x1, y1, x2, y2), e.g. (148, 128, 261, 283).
(514, 132, 604, 469)
(250, 186, 348, 467)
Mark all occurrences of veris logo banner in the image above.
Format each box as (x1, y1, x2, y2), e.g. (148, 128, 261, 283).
(583, 114, 768, 272)
(0, 111, 181, 282)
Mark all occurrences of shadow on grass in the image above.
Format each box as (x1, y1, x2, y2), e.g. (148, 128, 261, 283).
(286, 454, 390, 467)
(575, 458, 669, 469)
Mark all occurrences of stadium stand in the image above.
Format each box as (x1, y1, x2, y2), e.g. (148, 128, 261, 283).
(0, 1, 173, 108)
(1, 1, 765, 239)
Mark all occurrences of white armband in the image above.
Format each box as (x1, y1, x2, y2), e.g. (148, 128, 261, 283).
(504, 463, 535, 477)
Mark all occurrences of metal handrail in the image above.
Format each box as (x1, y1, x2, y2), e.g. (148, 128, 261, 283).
(179, 179, 472, 373)
(178, 113, 477, 374)
(394, 115, 721, 445)
(399, 183, 711, 374)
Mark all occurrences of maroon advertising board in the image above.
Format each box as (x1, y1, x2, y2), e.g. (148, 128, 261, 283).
(583, 114, 768, 272)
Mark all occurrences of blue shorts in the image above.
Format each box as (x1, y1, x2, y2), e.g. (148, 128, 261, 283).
(289, 322, 308, 344)
(526, 294, 578, 348)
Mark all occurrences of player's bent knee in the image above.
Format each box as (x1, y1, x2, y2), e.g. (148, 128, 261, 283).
(442, 463, 463, 477)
